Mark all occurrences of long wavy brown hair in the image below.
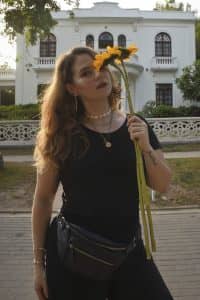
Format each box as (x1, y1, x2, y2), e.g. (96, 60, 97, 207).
(33, 46, 121, 174)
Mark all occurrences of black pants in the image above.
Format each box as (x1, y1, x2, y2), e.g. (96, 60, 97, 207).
(46, 221, 174, 300)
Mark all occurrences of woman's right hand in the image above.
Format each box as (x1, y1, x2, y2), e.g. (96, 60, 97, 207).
(34, 265, 49, 300)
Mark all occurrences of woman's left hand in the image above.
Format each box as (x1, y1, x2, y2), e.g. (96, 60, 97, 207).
(127, 115, 152, 152)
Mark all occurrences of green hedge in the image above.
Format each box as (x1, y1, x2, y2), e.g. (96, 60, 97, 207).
(0, 102, 200, 120)
(137, 101, 200, 117)
(0, 104, 41, 120)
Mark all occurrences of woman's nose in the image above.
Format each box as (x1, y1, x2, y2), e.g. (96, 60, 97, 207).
(94, 69, 101, 79)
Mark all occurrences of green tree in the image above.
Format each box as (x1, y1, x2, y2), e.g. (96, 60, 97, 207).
(154, 0, 185, 11)
(0, 0, 80, 45)
(195, 19, 200, 59)
(176, 60, 200, 102)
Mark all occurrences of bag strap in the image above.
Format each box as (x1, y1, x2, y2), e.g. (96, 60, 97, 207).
(59, 190, 68, 216)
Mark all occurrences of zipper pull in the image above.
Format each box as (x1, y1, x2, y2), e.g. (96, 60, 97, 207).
(69, 242, 75, 263)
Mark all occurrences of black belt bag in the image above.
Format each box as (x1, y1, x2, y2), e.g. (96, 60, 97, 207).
(56, 213, 142, 280)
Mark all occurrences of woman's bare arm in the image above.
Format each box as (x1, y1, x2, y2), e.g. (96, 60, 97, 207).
(143, 148, 172, 193)
(31, 166, 60, 268)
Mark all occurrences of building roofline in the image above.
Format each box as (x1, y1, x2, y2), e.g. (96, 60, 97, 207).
(51, 5, 196, 23)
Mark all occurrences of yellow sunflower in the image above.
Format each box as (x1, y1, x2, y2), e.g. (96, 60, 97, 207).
(93, 52, 112, 71)
(93, 44, 139, 71)
(127, 44, 138, 55)
(106, 46, 121, 57)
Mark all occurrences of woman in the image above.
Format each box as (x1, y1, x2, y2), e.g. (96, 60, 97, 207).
(32, 46, 173, 300)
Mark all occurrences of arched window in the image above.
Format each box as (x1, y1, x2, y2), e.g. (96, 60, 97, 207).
(86, 35, 94, 48)
(118, 34, 126, 47)
(40, 33, 56, 57)
(155, 32, 171, 57)
(99, 32, 113, 49)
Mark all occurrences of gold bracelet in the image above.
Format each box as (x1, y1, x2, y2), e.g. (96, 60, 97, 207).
(33, 258, 44, 265)
(33, 247, 46, 253)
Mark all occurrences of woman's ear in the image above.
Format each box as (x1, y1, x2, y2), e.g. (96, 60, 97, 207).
(65, 83, 77, 96)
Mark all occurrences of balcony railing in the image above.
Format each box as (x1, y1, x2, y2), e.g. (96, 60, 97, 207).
(0, 70, 15, 80)
(151, 56, 178, 71)
(33, 57, 55, 70)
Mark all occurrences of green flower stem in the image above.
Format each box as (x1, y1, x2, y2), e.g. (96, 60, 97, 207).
(114, 59, 156, 260)
(136, 143, 151, 259)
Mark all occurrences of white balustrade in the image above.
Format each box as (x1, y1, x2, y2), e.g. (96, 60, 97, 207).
(155, 57, 173, 64)
(151, 56, 178, 71)
(0, 70, 16, 80)
(0, 117, 199, 146)
(33, 57, 55, 69)
(147, 117, 200, 143)
(0, 120, 38, 146)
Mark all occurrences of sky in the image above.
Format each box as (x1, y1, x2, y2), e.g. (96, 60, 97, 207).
(0, 0, 199, 68)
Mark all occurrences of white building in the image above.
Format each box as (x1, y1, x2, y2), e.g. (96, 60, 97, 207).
(0, 1, 196, 111)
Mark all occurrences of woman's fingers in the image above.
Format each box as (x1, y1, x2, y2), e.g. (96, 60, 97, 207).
(43, 279, 49, 299)
(35, 279, 48, 300)
(37, 288, 47, 300)
(127, 121, 147, 135)
(127, 115, 151, 151)
(127, 115, 144, 125)
(35, 286, 45, 300)
(128, 125, 145, 132)
(130, 130, 145, 139)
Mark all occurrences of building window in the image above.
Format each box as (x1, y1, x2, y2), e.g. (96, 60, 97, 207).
(156, 84, 173, 106)
(99, 32, 113, 49)
(0, 86, 15, 105)
(155, 33, 171, 57)
(40, 33, 56, 57)
(118, 34, 126, 47)
(86, 35, 94, 48)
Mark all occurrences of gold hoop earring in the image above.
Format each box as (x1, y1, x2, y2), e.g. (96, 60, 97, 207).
(74, 95, 78, 113)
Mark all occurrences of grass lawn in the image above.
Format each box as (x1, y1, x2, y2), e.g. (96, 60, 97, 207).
(162, 142, 200, 152)
(151, 158, 200, 208)
(0, 158, 199, 211)
(0, 162, 36, 211)
(0, 147, 34, 156)
(0, 143, 199, 156)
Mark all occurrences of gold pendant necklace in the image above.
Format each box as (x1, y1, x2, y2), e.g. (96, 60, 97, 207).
(101, 110, 113, 148)
(105, 141, 112, 148)
(101, 137, 112, 148)
(93, 109, 113, 149)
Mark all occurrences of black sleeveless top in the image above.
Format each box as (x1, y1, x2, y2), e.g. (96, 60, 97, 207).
(59, 114, 162, 243)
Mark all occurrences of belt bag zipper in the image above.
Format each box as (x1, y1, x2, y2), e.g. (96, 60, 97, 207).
(70, 244, 115, 266)
(71, 228, 127, 251)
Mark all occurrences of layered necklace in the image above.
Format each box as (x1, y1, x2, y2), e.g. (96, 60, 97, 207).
(86, 108, 114, 149)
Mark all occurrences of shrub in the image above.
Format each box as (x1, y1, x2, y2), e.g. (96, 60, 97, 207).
(0, 103, 41, 120)
(138, 101, 200, 117)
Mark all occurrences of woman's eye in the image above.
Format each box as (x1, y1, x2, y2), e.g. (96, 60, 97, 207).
(82, 70, 93, 77)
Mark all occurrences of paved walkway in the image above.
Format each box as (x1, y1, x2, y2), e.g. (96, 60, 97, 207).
(0, 209, 199, 300)
(164, 151, 200, 159)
